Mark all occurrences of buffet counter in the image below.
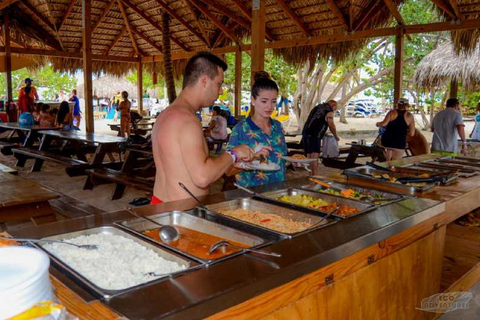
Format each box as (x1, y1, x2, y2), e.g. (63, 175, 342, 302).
(8, 155, 463, 319)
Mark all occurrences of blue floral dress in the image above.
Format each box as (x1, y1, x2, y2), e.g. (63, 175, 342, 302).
(227, 116, 288, 187)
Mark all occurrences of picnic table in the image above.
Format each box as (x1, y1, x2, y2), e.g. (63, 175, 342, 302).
(13, 130, 126, 176)
(0, 172, 59, 224)
(0, 122, 62, 155)
(84, 147, 154, 200)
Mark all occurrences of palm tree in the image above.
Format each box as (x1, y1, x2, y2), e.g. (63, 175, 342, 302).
(162, 12, 176, 103)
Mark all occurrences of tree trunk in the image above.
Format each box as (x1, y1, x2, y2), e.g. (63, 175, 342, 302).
(340, 82, 348, 124)
(162, 12, 176, 103)
(429, 90, 436, 129)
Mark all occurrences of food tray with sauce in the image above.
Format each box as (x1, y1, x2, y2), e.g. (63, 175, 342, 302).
(116, 211, 267, 263)
(205, 198, 336, 238)
(299, 181, 406, 205)
(259, 188, 375, 219)
(388, 166, 457, 183)
(36, 226, 195, 300)
(343, 167, 435, 194)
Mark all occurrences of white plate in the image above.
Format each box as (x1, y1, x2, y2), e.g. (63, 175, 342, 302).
(235, 160, 281, 171)
(281, 156, 317, 164)
(0, 247, 52, 319)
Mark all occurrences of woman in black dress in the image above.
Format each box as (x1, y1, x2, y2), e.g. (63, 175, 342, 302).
(376, 98, 416, 161)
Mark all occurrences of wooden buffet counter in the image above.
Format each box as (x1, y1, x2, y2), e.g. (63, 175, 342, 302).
(6, 154, 480, 319)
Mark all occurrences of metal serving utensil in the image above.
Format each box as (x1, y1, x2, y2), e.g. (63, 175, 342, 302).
(126, 207, 180, 242)
(0, 235, 98, 250)
(178, 182, 207, 209)
(208, 240, 281, 257)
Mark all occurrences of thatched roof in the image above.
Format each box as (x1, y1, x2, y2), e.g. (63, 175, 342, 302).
(414, 41, 480, 89)
(76, 74, 138, 99)
(1, 0, 480, 75)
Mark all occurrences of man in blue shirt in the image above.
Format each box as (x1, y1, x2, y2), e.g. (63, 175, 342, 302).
(69, 89, 81, 127)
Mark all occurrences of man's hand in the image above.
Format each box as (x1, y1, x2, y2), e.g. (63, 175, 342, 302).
(254, 145, 272, 158)
(334, 135, 340, 141)
(232, 145, 255, 162)
(469, 132, 473, 138)
(461, 144, 468, 156)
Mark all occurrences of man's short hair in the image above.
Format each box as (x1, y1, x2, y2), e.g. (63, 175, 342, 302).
(446, 98, 459, 108)
(182, 52, 228, 89)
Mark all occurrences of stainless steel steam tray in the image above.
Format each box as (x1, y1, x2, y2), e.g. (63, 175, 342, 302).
(205, 198, 336, 239)
(299, 180, 406, 206)
(36, 226, 196, 300)
(115, 210, 268, 263)
(259, 188, 376, 219)
(343, 167, 435, 194)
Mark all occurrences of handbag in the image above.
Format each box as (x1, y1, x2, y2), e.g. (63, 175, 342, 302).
(322, 134, 339, 158)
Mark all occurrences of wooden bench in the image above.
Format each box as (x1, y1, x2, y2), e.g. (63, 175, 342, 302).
(0, 141, 18, 155)
(13, 148, 89, 176)
(0, 163, 17, 175)
(84, 167, 154, 200)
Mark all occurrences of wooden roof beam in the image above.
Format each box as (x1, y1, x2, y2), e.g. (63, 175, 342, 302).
(92, 0, 115, 33)
(0, 0, 21, 11)
(382, 0, 406, 26)
(448, 0, 464, 20)
(57, 0, 77, 30)
(129, 25, 164, 53)
(230, 0, 251, 20)
(430, 0, 456, 19)
(182, 0, 211, 47)
(117, 0, 140, 55)
(276, 0, 312, 37)
(324, 0, 351, 32)
(105, 26, 127, 54)
(120, 0, 189, 51)
(354, 0, 383, 31)
(20, 0, 56, 32)
(152, 0, 209, 47)
(198, 0, 273, 40)
(189, 0, 241, 44)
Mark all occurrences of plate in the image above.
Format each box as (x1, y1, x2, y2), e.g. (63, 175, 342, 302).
(235, 160, 280, 171)
(281, 156, 317, 164)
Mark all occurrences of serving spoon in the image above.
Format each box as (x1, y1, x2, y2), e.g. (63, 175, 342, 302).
(126, 207, 179, 242)
(208, 240, 281, 257)
(0, 235, 98, 250)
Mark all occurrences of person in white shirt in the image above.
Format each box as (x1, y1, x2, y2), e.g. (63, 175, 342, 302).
(469, 103, 480, 141)
(204, 106, 228, 140)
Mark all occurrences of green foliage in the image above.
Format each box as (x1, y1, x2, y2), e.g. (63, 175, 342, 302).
(459, 90, 480, 114)
(0, 64, 77, 100)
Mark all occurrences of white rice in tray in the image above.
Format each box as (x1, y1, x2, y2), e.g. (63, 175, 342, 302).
(43, 233, 186, 290)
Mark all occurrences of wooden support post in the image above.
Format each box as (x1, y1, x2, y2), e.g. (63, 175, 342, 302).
(450, 79, 458, 98)
(3, 11, 12, 102)
(234, 47, 242, 117)
(82, 0, 94, 133)
(393, 26, 404, 105)
(251, 0, 265, 79)
(137, 60, 143, 113)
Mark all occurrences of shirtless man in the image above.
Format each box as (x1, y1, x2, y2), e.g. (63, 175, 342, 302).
(152, 52, 263, 203)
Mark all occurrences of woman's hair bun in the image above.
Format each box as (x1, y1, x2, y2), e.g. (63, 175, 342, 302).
(253, 71, 271, 83)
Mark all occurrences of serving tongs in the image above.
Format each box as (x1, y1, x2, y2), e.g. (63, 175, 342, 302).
(308, 177, 343, 193)
(366, 162, 391, 172)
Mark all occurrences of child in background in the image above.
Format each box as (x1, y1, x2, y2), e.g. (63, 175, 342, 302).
(32, 103, 43, 123)
(39, 104, 55, 127)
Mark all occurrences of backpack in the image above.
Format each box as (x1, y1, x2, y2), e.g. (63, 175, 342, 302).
(19, 112, 34, 125)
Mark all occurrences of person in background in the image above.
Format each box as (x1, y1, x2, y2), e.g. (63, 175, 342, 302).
(204, 106, 227, 140)
(151, 52, 259, 204)
(376, 97, 416, 161)
(56, 101, 74, 129)
(117, 91, 131, 137)
(469, 102, 480, 141)
(227, 71, 285, 188)
(302, 100, 339, 175)
(69, 89, 81, 127)
(431, 98, 467, 156)
(32, 103, 42, 123)
(143, 90, 150, 98)
(18, 78, 38, 113)
(39, 104, 55, 127)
